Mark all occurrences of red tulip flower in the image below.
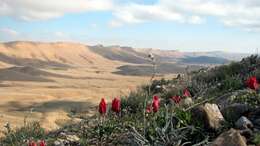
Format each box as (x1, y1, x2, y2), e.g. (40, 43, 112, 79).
(99, 98, 107, 115)
(39, 140, 47, 146)
(111, 98, 121, 113)
(183, 88, 191, 97)
(146, 104, 152, 113)
(28, 141, 37, 146)
(246, 76, 259, 90)
(171, 95, 181, 104)
(152, 96, 160, 112)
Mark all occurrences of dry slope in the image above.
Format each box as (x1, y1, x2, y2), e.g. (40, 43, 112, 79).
(0, 41, 117, 67)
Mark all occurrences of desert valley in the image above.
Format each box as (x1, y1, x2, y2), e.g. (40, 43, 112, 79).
(0, 41, 246, 134)
(0, 41, 260, 146)
(0, 41, 154, 133)
(2, 0, 260, 145)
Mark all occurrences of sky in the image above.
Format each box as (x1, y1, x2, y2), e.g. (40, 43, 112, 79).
(0, 0, 260, 53)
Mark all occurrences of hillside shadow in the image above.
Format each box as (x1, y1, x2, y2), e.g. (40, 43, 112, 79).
(113, 63, 185, 76)
(1, 100, 96, 114)
(0, 53, 70, 68)
(89, 45, 150, 64)
(0, 66, 114, 82)
(113, 63, 204, 76)
(0, 67, 54, 82)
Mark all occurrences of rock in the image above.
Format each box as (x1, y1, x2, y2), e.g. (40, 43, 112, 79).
(180, 97, 193, 108)
(54, 132, 80, 146)
(248, 108, 260, 130)
(192, 103, 225, 130)
(253, 119, 260, 130)
(240, 129, 253, 139)
(221, 103, 251, 123)
(54, 140, 61, 146)
(235, 116, 254, 129)
(54, 139, 66, 146)
(211, 129, 247, 146)
(66, 135, 80, 143)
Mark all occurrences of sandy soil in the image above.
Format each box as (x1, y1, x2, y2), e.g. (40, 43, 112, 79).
(0, 64, 174, 136)
(0, 41, 176, 136)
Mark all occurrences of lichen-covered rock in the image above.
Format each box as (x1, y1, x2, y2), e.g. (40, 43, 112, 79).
(211, 129, 247, 146)
(192, 103, 225, 130)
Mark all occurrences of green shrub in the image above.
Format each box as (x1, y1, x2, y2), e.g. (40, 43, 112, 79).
(218, 75, 243, 91)
(121, 86, 148, 114)
(2, 122, 46, 145)
(254, 133, 260, 145)
(233, 91, 260, 107)
(175, 108, 192, 126)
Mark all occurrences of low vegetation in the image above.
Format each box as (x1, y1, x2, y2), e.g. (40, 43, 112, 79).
(1, 55, 260, 146)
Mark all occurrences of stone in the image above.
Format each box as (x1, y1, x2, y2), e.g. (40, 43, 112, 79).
(192, 103, 225, 130)
(253, 119, 260, 130)
(240, 129, 253, 139)
(54, 140, 61, 146)
(221, 103, 251, 123)
(54, 139, 65, 146)
(180, 97, 193, 108)
(211, 129, 247, 146)
(54, 132, 80, 146)
(66, 135, 80, 142)
(235, 116, 254, 129)
(248, 108, 260, 129)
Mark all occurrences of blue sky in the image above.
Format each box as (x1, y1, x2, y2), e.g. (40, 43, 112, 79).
(0, 0, 260, 53)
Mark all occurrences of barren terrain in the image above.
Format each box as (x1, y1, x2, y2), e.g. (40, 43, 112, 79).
(0, 41, 176, 136)
(0, 41, 244, 136)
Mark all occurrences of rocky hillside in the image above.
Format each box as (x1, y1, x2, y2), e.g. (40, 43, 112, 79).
(1, 55, 260, 146)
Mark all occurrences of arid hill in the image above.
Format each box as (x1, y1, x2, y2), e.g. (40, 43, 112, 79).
(0, 41, 247, 69)
(0, 41, 117, 68)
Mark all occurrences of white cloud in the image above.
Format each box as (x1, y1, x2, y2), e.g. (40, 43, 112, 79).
(109, 20, 123, 27)
(189, 15, 204, 24)
(1, 0, 260, 31)
(0, 0, 113, 21)
(0, 28, 19, 36)
(110, 0, 260, 30)
(54, 31, 68, 38)
(109, 3, 187, 27)
(159, 0, 260, 31)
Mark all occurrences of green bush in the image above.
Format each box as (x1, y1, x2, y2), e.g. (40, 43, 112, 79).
(233, 91, 260, 107)
(121, 86, 148, 114)
(2, 122, 46, 146)
(254, 133, 260, 145)
(218, 75, 243, 91)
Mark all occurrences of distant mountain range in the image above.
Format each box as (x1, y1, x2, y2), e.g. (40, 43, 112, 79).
(0, 41, 251, 76)
(88, 45, 249, 65)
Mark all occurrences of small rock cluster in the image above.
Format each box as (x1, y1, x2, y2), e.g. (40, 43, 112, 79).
(53, 132, 81, 146)
(193, 102, 260, 146)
